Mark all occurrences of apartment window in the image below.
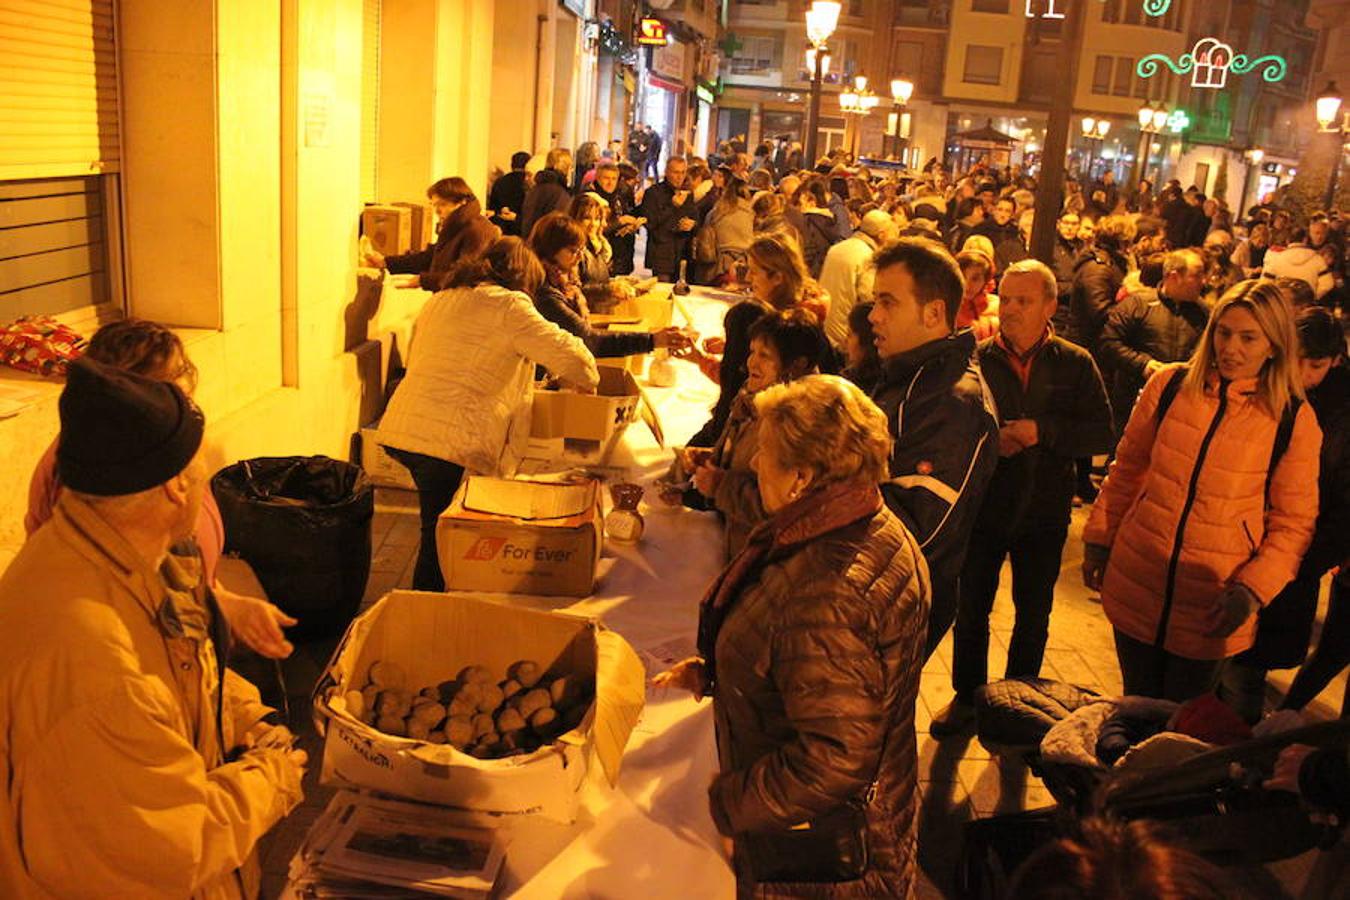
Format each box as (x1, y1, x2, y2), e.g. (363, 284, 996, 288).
(972, 0, 1010, 12)
(1123, 0, 1143, 25)
(729, 34, 778, 75)
(1092, 55, 1113, 94)
(1101, 0, 1120, 23)
(1113, 56, 1134, 95)
(962, 45, 1003, 84)
(894, 40, 924, 77)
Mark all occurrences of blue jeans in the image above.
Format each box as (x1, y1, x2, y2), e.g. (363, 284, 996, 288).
(383, 447, 465, 592)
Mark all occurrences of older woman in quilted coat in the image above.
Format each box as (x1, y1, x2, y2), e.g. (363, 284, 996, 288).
(657, 375, 930, 898)
(1083, 280, 1321, 702)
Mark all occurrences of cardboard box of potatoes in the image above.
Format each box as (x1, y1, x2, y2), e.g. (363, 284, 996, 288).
(313, 590, 645, 823)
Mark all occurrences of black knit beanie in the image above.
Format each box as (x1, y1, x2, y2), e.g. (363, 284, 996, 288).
(57, 357, 205, 495)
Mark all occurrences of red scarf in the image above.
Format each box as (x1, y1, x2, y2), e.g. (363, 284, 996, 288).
(696, 479, 883, 688)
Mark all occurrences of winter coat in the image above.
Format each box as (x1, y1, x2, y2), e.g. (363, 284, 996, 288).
(710, 391, 764, 560)
(1050, 236, 1079, 336)
(871, 330, 1000, 656)
(1098, 287, 1210, 432)
(1161, 197, 1209, 250)
(973, 334, 1115, 536)
(1084, 366, 1322, 660)
(956, 291, 1000, 342)
(973, 676, 1103, 747)
(1069, 245, 1128, 354)
(688, 299, 772, 448)
(588, 183, 638, 275)
(379, 284, 599, 475)
(639, 179, 698, 278)
(707, 198, 756, 278)
(1232, 239, 1268, 278)
(800, 209, 841, 278)
(384, 201, 499, 290)
(534, 266, 653, 359)
(973, 218, 1019, 248)
(708, 503, 929, 898)
(519, 169, 572, 239)
(0, 496, 301, 900)
(487, 170, 529, 236)
(1264, 244, 1335, 300)
(828, 193, 852, 242)
(819, 232, 880, 349)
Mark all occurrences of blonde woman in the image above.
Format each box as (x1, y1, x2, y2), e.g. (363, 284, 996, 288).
(1083, 280, 1322, 701)
(657, 375, 929, 898)
(568, 192, 613, 289)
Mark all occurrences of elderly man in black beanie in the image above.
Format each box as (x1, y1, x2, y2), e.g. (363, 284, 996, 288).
(0, 358, 306, 899)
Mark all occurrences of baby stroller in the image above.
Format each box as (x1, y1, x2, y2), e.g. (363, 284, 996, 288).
(957, 677, 1350, 898)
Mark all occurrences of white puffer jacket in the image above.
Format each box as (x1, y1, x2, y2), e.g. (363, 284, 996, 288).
(379, 283, 599, 475)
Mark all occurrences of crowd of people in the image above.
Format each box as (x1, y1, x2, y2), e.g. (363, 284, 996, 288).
(1, 125, 1348, 898)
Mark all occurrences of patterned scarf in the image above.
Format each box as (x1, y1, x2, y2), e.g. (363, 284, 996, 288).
(696, 479, 883, 690)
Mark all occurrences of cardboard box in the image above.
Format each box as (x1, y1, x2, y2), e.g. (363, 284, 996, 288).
(437, 476, 603, 597)
(359, 421, 417, 491)
(594, 321, 650, 375)
(312, 590, 645, 823)
(393, 201, 436, 252)
(362, 205, 412, 257)
(528, 367, 642, 465)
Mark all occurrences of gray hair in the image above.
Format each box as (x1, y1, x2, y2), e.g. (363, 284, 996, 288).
(1001, 258, 1057, 302)
(1163, 248, 1203, 277)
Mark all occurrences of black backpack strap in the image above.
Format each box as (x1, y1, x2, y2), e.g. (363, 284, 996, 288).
(1265, 398, 1302, 507)
(1153, 366, 1187, 429)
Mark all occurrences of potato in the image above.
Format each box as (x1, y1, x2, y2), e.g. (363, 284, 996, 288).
(443, 717, 474, 747)
(375, 714, 408, 737)
(499, 678, 523, 702)
(515, 688, 551, 719)
(407, 719, 432, 741)
(368, 661, 407, 690)
(426, 729, 448, 745)
(411, 701, 447, 728)
(529, 707, 558, 734)
(457, 665, 494, 685)
(361, 684, 381, 708)
(509, 660, 541, 688)
(549, 676, 578, 706)
(436, 679, 461, 704)
(456, 682, 485, 708)
(448, 694, 478, 718)
(476, 684, 504, 714)
(343, 690, 366, 721)
(471, 713, 496, 738)
(496, 708, 526, 735)
(377, 691, 412, 718)
(469, 743, 494, 759)
(419, 686, 439, 700)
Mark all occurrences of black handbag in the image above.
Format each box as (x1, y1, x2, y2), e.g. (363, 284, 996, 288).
(742, 793, 873, 884)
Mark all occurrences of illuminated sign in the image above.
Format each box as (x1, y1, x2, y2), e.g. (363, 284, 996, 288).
(696, 85, 715, 104)
(1137, 39, 1287, 88)
(637, 17, 669, 46)
(1167, 109, 1191, 133)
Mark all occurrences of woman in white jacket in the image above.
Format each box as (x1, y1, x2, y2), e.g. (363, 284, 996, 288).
(379, 237, 599, 590)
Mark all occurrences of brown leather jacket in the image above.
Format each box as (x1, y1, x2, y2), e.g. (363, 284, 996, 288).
(708, 505, 930, 897)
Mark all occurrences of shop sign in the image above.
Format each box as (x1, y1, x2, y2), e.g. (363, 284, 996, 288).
(637, 17, 669, 46)
(652, 37, 685, 82)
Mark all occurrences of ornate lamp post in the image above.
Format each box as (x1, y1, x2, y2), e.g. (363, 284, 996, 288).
(1080, 116, 1110, 178)
(803, 1, 841, 169)
(1316, 81, 1345, 210)
(886, 77, 914, 162)
(838, 75, 879, 157)
(1132, 101, 1168, 188)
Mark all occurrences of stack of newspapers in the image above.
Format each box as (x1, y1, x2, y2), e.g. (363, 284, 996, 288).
(287, 791, 507, 899)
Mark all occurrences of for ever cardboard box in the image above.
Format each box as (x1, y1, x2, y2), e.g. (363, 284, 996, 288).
(437, 476, 603, 598)
(528, 367, 642, 465)
(362, 205, 412, 257)
(312, 590, 645, 823)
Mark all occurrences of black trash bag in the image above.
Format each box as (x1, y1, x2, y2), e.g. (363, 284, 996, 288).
(212, 456, 374, 638)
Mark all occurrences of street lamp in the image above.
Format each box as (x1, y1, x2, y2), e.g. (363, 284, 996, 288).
(1081, 116, 1110, 178)
(887, 77, 914, 162)
(1132, 101, 1169, 188)
(803, 1, 842, 169)
(839, 75, 879, 156)
(1316, 81, 1344, 210)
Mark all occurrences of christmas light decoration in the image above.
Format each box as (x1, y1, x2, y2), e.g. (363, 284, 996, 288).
(1136, 38, 1287, 87)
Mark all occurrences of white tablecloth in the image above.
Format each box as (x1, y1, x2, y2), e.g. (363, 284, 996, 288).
(495, 286, 741, 897)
